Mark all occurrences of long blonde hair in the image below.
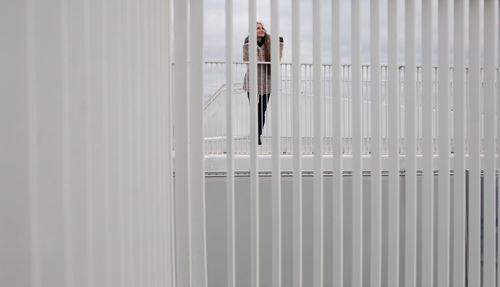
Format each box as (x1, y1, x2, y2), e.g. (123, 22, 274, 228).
(257, 22, 271, 62)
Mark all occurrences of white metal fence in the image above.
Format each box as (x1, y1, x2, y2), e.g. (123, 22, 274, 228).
(204, 61, 489, 156)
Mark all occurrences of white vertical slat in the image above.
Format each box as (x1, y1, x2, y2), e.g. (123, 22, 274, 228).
(88, 0, 108, 284)
(498, 0, 500, 283)
(144, 1, 151, 282)
(405, 0, 417, 285)
(136, 1, 145, 283)
(147, 1, 156, 281)
(26, 1, 42, 285)
(61, 0, 73, 285)
(157, 2, 164, 282)
(115, 2, 126, 284)
(292, 0, 303, 287)
(437, 0, 451, 286)
(165, 0, 176, 284)
(483, 0, 497, 286)
(141, 2, 149, 284)
(225, 0, 236, 286)
(163, 0, 175, 284)
(163, 0, 173, 282)
(173, 0, 190, 286)
(331, 0, 343, 285)
(146, 1, 153, 281)
(312, 0, 323, 286)
(134, 4, 141, 284)
(124, 1, 135, 284)
(131, 3, 138, 284)
(452, 0, 466, 286)
(248, 1, 259, 287)
(145, 1, 153, 281)
(118, 2, 127, 284)
(467, 0, 481, 285)
(387, 0, 400, 286)
(157, 0, 166, 282)
(270, 1, 282, 287)
(147, 0, 155, 283)
(107, 1, 122, 285)
(85, 0, 100, 283)
(370, 0, 381, 286)
(351, 0, 362, 286)
(83, 0, 100, 283)
(149, 0, 157, 280)
(36, 1, 67, 286)
(87, 0, 103, 283)
(154, 30, 162, 277)
(100, 0, 113, 285)
(421, 0, 434, 285)
(116, 1, 129, 286)
(148, 1, 155, 280)
(153, 0, 161, 282)
(189, 1, 208, 287)
(156, 0, 164, 280)
(160, 0, 170, 283)
(0, 1, 32, 285)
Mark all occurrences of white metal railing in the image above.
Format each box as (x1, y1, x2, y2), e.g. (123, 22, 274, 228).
(204, 61, 493, 156)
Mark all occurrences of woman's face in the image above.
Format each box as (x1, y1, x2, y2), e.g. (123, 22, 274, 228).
(256, 23, 266, 38)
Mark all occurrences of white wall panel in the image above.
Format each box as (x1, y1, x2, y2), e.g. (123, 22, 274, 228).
(0, 1, 174, 286)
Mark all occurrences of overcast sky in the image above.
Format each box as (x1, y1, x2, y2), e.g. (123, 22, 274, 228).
(203, 0, 489, 66)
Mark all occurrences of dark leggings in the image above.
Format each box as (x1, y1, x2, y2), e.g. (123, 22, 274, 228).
(247, 93, 271, 138)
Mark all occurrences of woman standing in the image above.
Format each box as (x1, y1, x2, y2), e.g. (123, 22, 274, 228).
(243, 22, 283, 145)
